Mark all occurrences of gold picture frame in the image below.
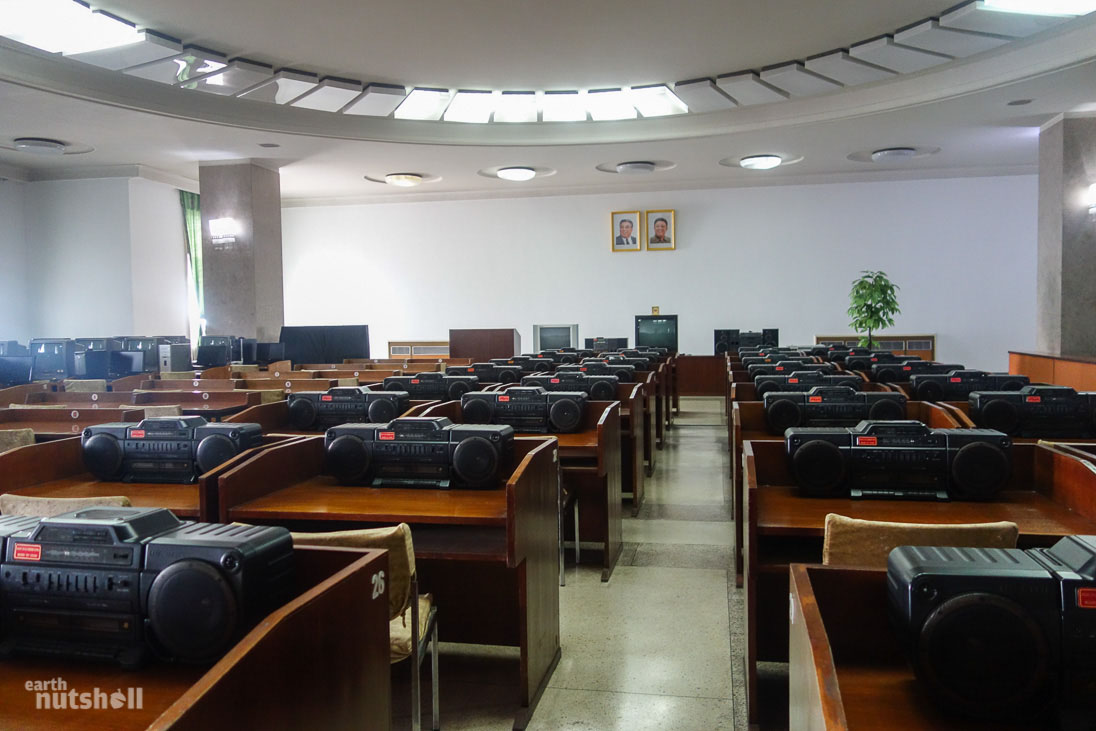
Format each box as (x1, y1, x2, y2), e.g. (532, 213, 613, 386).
(611, 211, 642, 252)
(645, 210, 675, 251)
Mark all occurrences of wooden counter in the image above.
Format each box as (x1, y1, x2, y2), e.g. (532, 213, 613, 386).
(1009, 349, 1096, 391)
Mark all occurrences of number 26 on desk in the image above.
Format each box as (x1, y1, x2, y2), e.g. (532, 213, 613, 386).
(372, 571, 386, 600)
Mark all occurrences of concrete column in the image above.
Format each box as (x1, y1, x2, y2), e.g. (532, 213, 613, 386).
(1037, 115, 1096, 355)
(198, 161, 284, 341)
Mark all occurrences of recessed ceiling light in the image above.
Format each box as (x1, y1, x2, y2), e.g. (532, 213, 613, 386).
(1007, 98, 1033, 106)
(870, 147, 919, 162)
(384, 173, 424, 187)
(980, 0, 1095, 16)
(616, 161, 656, 174)
(542, 91, 586, 122)
(739, 155, 783, 170)
(258, 142, 281, 148)
(497, 167, 536, 182)
(12, 137, 67, 155)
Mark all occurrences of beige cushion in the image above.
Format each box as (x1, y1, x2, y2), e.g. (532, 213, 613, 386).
(0, 494, 133, 517)
(8, 403, 70, 409)
(822, 513, 1019, 570)
(138, 405, 183, 417)
(63, 379, 108, 392)
(160, 371, 197, 380)
(233, 364, 261, 374)
(389, 594, 433, 663)
(0, 429, 35, 453)
(290, 523, 414, 621)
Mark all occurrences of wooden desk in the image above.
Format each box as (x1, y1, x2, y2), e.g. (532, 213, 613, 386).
(218, 436, 560, 729)
(788, 564, 1056, 730)
(140, 379, 244, 391)
(653, 363, 667, 449)
(0, 407, 144, 440)
(0, 546, 391, 731)
(0, 434, 298, 520)
(730, 400, 960, 587)
(419, 399, 623, 581)
(105, 374, 150, 392)
(22, 391, 261, 420)
(744, 439, 1096, 725)
(222, 398, 438, 434)
(670, 353, 680, 415)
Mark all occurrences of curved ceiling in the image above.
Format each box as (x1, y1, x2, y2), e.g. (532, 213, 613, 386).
(96, 0, 953, 89)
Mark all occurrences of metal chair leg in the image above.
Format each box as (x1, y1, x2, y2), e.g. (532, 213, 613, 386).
(411, 592, 422, 731)
(574, 498, 581, 564)
(431, 620, 440, 731)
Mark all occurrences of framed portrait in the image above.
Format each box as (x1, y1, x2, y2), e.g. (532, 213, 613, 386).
(611, 211, 642, 252)
(645, 210, 675, 251)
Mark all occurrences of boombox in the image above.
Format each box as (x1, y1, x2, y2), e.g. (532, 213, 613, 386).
(785, 420, 1011, 500)
(845, 351, 921, 372)
(383, 372, 479, 400)
(871, 361, 965, 383)
(518, 354, 556, 372)
(0, 507, 292, 667)
(747, 361, 836, 378)
(763, 386, 906, 432)
(462, 386, 587, 433)
(753, 371, 863, 398)
(597, 355, 651, 371)
(741, 355, 814, 368)
(969, 385, 1096, 437)
(82, 417, 263, 483)
(909, 370, 1030, 402)
(824, 347, 873, 364)
(324, 416, 513, 488)
(536, 350, 580, 364)
(522, 372, 619, 400)
(287, 387, 410, 430)
(559, 361, 636, 382)
(736, 330, 776, 349)
(888, 536, 1096, 723)
(446, 363, 523, 383)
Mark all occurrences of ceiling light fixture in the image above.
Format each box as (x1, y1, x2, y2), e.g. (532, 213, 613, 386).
(870, 147, 919, 162)
(587, 89, 637, 121)
(394, 88, 452, 121)
(497, 167, 536, 182)
(630, 84, 689, 117)
(980, 0, 1095, 15)
(0, 0, 139, 55)
(542, 91, 586, 122)
(494, 91, 537, 123)
(615, 161, 656, 175)
(739, 155, 783, 170)
(384, 173, 424, 188)
(12, 137, 67, 155)
(443, 90, 495, 124)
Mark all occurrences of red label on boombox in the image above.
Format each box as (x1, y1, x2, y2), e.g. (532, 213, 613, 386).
(950, 377, 962, 383)
(1078, 588, 1096, 609)
(1026, 396, 1041, 403)
(499, 395, 510, 402)
(870, 358, 878, 362)
(903, 366, 912, 371)
(321, 395, 333, 401)
(776, 367, 784, 371)
(467, 368, 475, 372)
(789, 378, 799, 384)
(411, 379, 420, 384)
(580, 368, 587, 372)
(809, 396, 823, 403)
(550, 379, 560, 384)
(379, 432, 395, 441)
(13, 544, 41, 561)
(857, 437, 878, 446)
(131, 430, 145, 439)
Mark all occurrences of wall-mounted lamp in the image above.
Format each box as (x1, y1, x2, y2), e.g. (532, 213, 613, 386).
(208, 217, 240, 243)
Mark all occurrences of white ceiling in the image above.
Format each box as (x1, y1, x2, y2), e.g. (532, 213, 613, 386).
(1, 3, 1095, 202)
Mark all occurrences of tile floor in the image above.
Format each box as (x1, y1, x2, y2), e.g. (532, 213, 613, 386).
(394, 397, 759, 731)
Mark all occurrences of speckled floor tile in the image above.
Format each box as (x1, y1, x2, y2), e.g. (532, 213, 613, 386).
(623, 518, 734, 546)
(636, 502, 734, 522)
(527, 687, 735, 731)
(631, 542, 733, 570)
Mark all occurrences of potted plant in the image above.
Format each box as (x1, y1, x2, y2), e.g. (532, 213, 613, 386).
(847, 270, 900, 349)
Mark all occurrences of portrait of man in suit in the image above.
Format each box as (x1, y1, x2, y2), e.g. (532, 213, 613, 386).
(645, 209, 676, 250)
(612, 211, 641, 251)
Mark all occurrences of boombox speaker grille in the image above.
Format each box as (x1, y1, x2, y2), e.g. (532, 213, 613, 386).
(447, 381, 472, 400)
(367, 398, 398, 423)
(792, 440, 845, 497)
(981, 399, 1020, 435)
(147, 559, 238, 662)
(461, 398, 493, 424)
(915, 381, 945, 402)
(195, 434, 240, 474)
(452, 436, 498, 487)
(83, 433, 124, 480)
(766, 399, 802, 433)
(327, 435, 371, 482)
(867, 399, 905, 421)
(589, 381, 615, 400)
(950, 442, 1010, 500)
(549, 399, 582, 432)
(287, 397, 317, 429)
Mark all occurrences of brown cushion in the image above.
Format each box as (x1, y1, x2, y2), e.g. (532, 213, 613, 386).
(822, 513, 1019, 569)
(290, 524, 414, 621)
(389, 594, 433, 664)
(0, 494, 133, 517)
(63, 379, 108, 392)
(0, 429, 35, 454)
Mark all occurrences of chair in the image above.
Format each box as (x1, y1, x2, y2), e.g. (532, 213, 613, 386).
(0, 429, 35, 455)
(0, 494, 133, 517)
(822, 513, 1019, 570)
(291, 524, 439, 731)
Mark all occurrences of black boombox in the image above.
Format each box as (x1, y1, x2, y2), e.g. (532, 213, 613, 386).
(753, 371, 863, 398)
(969, 385, 1096, 438)
(489, 356, 533, 371)
(844, 351, 921, 372)
(461, 386, 587, 433)
(535, 350, 580, 364)
(324, 416, 513, 488)
(763, 386, 907, 432)
(738, 347, 799, 358)
(597, 355, 650, 371)
(824, 347, 873, 364)
(741, 355, 814, 368)
(287, 387, 410, 430)
(0, 507, 292, 667)
(383, 372, 479, 400)
(446, 363, 523, 383)
(521, 372, 619, 400)
(909, 370, 1030, 402)
(785, 419, 1011, 500)
(888, 536, 1096, 724)
(518, 354, 556, 372)
(81, 417, 264, 483)
(871, 361, 965, 383)
(619, 349, 662, 362)
(747, 361, 837, 378)
(558, 361, 636, 382)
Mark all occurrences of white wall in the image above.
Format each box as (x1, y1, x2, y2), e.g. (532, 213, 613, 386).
(282, 176, 1037, 371)
(128, 178, 188, 336)
(0, 180, 29, 342)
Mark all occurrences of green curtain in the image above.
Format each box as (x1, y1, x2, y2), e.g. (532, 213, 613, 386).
(180, 190, 204, 320)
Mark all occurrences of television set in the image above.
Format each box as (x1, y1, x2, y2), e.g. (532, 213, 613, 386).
(29, 339, 78, 381)
(278, 325, 370, 365)
(584, 337, 628, 352)
(122, 337, 167, 372)
(533, 324, 579, 352)
(196, 345, 230, 368)
(0, 356, 34, 387)
(239, 338, 258, 365)
(635, 315, 679, 352)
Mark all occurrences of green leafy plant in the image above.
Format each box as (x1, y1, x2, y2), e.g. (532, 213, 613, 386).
(847, 270, 901, 349)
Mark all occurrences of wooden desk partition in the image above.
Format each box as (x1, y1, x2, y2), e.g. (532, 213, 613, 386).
(0, 407, 144, 440)
(743, 440, 1096, 725)
(641, 371, 657, 477)
(1009, 350, 1096, 391)
(22, 391, 261, 420)
(105, 374, 148, 392)
(0, 546, 391, 731)
(788, 564, 1058, 730)
(217, 435, 560, 728)
(419, 399, 623, 581)
(448, 328, 521, 363)
(222, 399, 438, 434)
(617, 381, 646, 514)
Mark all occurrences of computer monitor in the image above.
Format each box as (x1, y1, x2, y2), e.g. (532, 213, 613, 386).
(29, 339, 78, 381)
(0, 341, 27, 356)
(196, 345, 230, 368)
(635, 315, 679, 352)
(0, 356, 34, 387)
(110, 351, 146, 377)
(533, 324, 578, 352)
(122, 337, 167, 372)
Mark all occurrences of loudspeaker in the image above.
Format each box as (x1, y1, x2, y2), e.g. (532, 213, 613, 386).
(714, 329, 738, 355)
(762, 328, 779, 347)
